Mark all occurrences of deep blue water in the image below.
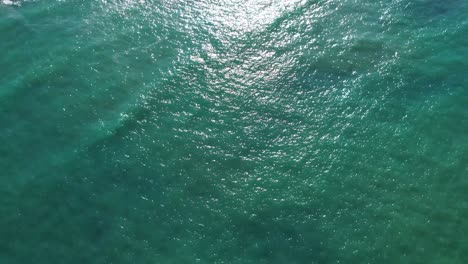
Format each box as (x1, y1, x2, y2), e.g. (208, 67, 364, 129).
(1, 0, 467, 263)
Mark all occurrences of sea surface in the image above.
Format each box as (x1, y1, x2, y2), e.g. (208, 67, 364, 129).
(1, 0, 467, 263)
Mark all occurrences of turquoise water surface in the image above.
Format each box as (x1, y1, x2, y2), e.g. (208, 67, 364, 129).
(1, 0, 467, 263)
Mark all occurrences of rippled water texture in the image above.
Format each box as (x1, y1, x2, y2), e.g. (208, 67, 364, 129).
(1, 0, 467, 263)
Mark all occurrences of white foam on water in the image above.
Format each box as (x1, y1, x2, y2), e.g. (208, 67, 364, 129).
(2, 0, 21, 6)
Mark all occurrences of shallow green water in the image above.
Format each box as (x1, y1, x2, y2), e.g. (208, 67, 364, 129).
(1, 0, 467, 263)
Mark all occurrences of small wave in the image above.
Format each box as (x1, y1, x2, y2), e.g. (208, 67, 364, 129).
(2, 0, 21, 6)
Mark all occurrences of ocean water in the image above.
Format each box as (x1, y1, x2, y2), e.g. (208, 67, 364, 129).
(0, 0, 467, 263)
